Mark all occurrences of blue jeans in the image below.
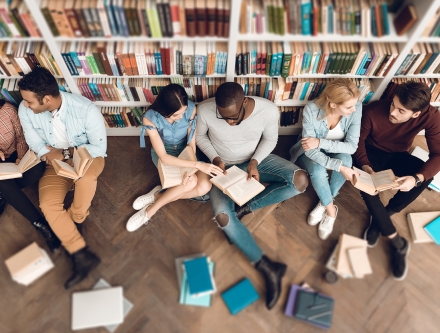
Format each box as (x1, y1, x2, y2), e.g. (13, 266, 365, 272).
(151, 139, 209, 202)
(298, 152, 352, 206)
(210, 154, 304, 263)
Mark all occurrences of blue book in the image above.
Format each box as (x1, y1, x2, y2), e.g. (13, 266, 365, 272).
(381, 3, 389, 35)
(104, 0, 118, 36)
(179, 262, 214, 307)
(301, 0, 312, 35)
(424, 216, 440, 245)
(183, 256, 215, 297)
(269, 53, 278, 76)
(221, 278, 259, 315)
(328, 5, 333, 33)
(299, 82, 310, 100)
(154, 52, 163, 75)
(371, 6, 377, 36)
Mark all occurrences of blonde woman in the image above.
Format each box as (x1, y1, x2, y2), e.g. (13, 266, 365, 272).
(290, 79, 362, 240)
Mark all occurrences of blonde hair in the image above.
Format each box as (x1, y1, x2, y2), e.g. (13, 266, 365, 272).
(315, 78, 361, 113)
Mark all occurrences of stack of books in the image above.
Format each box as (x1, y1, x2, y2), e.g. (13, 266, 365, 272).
(235, 41, 399, 77)
(326, 234, 372, 279)
(239, 0, 391, 37)
(411, 146, 440, 193)
(0, 0, 41, 38)
(284, 284, 334, 329)
(175, 254, 216, 307)
(4, 242, 54, 286)
(395, 43, 440, 76)
(40, 0, 231, 38)
(407, 211, 440, 244)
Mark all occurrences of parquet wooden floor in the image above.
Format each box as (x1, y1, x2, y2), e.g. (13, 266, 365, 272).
(0, 136, 439, 333)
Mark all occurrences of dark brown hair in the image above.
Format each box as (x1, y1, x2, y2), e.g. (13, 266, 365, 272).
(394, 81, 431, 112)
(147, 84, 188, 118)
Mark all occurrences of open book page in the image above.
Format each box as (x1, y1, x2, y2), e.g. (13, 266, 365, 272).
(225, 177, 265, 206)
(353, 167, 375, 188)
(210, 165, 247, 192)
(75, 147, 93, 176)
(52, 159, 78, 180)
(177, 146, 197, 178)
(371, 169, 397, 190)
(0, 163, 21, 180)
(161, 164, 182, 181)
(17, 150, 40, 173)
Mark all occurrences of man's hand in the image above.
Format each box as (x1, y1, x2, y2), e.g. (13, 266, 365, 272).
(0, 151, 4, 161)
(41, 146, 63, 165)
(362, 165, 375, 174)
(301, 137, 320, 151)
(246, 159, 259, 181)
(213, 156, 227, 174)
(394, 176, 416, 192)
(15, 158, 21, 165)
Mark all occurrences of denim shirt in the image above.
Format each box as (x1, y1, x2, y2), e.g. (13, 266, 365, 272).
(289, 101, 362, 171)
(18, 91, 107, 158)
(140, 100, 196, 147)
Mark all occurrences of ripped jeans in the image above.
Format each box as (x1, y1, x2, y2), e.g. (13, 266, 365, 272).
(210, 154, 304, 263)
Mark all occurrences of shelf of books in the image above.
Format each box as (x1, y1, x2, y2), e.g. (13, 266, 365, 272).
(0, 0, 432, 136)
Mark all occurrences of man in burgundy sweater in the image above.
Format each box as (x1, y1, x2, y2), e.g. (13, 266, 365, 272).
(354, 81, 440, 281)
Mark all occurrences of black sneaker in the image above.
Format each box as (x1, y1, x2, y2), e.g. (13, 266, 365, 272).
(364, 216, 380, 248)
(391, 237, 410, 281)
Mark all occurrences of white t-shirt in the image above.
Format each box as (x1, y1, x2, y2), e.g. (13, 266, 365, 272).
(325, 121, 345, 141)
(52, 94, 69, 149)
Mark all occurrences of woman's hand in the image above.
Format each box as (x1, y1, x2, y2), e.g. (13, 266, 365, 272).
(196, 162, 224, 177)
(340, 166, 359, 185)
(301, 137, 320, 151)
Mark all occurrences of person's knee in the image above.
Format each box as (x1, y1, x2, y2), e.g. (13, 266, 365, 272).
(215, 213, 229, 227)
(40, 198, 63, 215)
(293, 170, 309, 192)
(195, 179, 212, 196)
(182, 174, 198, 192)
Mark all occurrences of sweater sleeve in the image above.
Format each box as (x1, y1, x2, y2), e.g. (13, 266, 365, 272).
(354, 104, 373, 168)
(251, 107, 279, 164)
(419, 110, 440, 180)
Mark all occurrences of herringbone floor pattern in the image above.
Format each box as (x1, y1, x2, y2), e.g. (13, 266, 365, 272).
(0, 136, 439, 333)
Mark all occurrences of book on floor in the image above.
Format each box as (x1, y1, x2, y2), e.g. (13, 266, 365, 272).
(0, 150, 40, 180)
(410, 146, 440, 192)
(210, 165, 265, 206)
(294, 289, 334, 329)
(179, 261, 215, 307)
(407, 211, 440, 243)
(71, 287, 124, 331)
(423, 216, 440, 245)
(347, 247, 372, 278)
(221, 278, 259, 315)
(4, 242, 54, 286)
(52, 146, 93, 180)
(158, 146, 198, 189)
(92, 279, 133, 333)
(183, 255, 216, 297)
(352, 167, 399, 195)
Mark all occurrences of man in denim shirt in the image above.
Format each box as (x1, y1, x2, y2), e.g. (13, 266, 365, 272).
(18, 68, 106, 289)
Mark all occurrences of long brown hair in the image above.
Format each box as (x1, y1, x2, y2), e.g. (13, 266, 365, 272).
(315, 79, 360, 114)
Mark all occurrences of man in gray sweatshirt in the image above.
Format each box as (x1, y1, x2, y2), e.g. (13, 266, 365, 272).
(196, 82, 308, 309)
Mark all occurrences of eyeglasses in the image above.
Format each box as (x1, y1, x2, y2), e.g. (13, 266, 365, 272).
(216, 99, 245, 125)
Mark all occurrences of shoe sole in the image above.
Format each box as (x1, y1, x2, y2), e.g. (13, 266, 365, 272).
(364, 217, 379, 248)
(393, 242, 411, 281)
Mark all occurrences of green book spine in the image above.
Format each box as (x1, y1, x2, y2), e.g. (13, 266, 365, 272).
(268, 5, 274, 33)
(265, 53, 272, 76)
(41, 7, 59, 36)
(86, 55, 99, 74)
(92, 53, 106, 74)
(281, 53, 292, 78)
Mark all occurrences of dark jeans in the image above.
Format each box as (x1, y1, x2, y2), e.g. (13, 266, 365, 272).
(0, 151, 46, 222)
(356, 145, 433, 236)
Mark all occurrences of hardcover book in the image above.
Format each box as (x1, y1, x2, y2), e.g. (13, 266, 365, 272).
(407, 211, 440, 243)
(353, 167, 399, 195)
(157, 146, 197, 189)
(52, 146, 94, 180)
(183, 255, 216, 297)
(424, 216, 440, 245)
(221, 278, 259, 315)
(0, 149, 40, 180)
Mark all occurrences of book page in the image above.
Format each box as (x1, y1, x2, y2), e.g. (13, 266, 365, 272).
(52, 159, 78, 179)
(225, 177, 265, 204)
(178, 146, 198, 177)
(371, 169, 396, 188)
(161, 164, 183, 181)
(210, 165, 247, 191)
(353, 167, 375, 188)
(18, 150, 39, 172)
(0, 163, 20, 175)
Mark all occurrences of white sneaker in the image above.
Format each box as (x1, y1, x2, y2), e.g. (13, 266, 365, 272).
(132, 185, 162, 210)
(318, 206, 338, 240)
(308, 202, 326, 226)
(126, 205, 151, 232)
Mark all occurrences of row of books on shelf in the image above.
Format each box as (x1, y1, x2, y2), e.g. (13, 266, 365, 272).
(77, 77, 226, 103)
(235, 77, 375, 104)
(395, 43, 440, 76)
(422, 8, 440, 38)
(0, 0, 41, 38)
(381, 78, 440, 104)
(41, 0, 230, 38)
(0, 41, 62, 77)
(239, 0, 392, 37)
(235, 41, 398, 77)
(61, 41, 227, 77)
(280, 106, 303, 127)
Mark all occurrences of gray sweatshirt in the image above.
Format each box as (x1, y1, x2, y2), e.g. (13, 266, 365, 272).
(196, 96, 279, 165)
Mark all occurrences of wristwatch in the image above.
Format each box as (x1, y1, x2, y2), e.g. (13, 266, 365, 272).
(62, 148, 71, 160)
(412, 174, 422, 187)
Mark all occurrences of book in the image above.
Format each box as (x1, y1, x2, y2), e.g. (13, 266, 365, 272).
(157, 145, 197, 189)
(347, 247, 372, 278)
(52, 146, 93, 180)
(221, 278, 259, 315)
(294, 289, 334, 329)
(393, 5, 417, 36)
(410, 146, 440, 192)
(4, 242, 54, 286)
(210, 165, 265, 206)
(180, 261, 214, 307)
(335, 234, 369, 278)
(407, 212, 440, 243)
(0, 149, 40, 180)
(352, 167, 399, 195)
(423, 216, 440, 245)
(183, 255, 216, 297)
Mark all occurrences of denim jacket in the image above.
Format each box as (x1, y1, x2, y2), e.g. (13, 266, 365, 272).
(289, 101, 362, 171)
(18, 91, 107, 158)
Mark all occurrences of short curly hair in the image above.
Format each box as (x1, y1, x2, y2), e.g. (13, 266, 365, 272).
(18, 67, 60, 102)
(215, 82, 244, 108)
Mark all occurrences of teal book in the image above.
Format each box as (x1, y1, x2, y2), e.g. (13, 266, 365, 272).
(424, 216, 440, 245)
(294, 289, 334, 329)
(301, 0, 312, 35)
(183, 256, 216, 297)
(179, 262, 214, 307)
(221, 278, 259, 315)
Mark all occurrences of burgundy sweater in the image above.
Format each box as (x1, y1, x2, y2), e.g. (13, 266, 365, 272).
(354, 99, 440, 180)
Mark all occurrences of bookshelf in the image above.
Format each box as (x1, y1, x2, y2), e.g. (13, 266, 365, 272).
(16, 0, 440, 136)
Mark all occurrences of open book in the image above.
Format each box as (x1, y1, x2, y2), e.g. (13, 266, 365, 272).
(210, 165, 265, 206)
(158, 146, 198, 189)
(352, 167, 399, 195)
(0, 150, 40, 180)
(52, 147, 93, 180)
